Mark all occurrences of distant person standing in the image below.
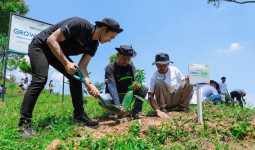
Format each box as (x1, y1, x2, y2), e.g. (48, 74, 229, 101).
(0, 85, 2, 96)
(20, 78, 25, 94)
(219, 77, 229, 95)
(21, 78, 29, 95)
(49, 80, 54, 95)
(230, 89, 246, 107)
(24, 77, 28, 84)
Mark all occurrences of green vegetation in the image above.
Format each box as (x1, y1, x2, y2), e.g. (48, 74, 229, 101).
(0, 82, 254, 149)
(119, 69, 146, 113)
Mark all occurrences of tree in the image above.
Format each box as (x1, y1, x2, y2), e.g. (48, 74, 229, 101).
(19, 58, 31, 76)
(208, 0, 255, 7)
(0, 0, 29, 35)
(0, 0, 29, 79)
(94, 81, 105, 93)
(109, 53, 133, 64)
(109, 53, 118, 63)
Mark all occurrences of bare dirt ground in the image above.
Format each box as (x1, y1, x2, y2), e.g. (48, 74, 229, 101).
(48, 105, 255, 149)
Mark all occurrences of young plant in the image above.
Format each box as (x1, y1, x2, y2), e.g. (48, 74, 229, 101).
(118, 69, 146, 112)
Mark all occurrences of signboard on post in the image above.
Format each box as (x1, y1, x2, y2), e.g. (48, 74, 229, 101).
(8, 13, 52, 54)
(188, 63, 210, 123)
(2, 13, 52, 102)
(189, 63, 210, 85)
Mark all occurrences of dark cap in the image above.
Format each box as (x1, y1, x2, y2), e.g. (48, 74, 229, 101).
(95, 18, 123, 33)
(152, 53, 173, 65)
(115, 45, 136, 58)
(221, 77, 226, 79)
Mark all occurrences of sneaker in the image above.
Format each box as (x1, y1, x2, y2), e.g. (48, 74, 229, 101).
(73, 113, 98, 127)
(19, 121, 35, 139)
(134, 112, 142, 119)
(160, 108, 167, 113)
(109, 114, 118, 120)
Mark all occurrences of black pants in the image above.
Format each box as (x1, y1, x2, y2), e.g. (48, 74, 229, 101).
(19, 43, 84, 124)
(230, 91, 243, 107)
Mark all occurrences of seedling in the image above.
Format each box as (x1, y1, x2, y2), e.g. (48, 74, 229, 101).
(118, 69, 146, 116)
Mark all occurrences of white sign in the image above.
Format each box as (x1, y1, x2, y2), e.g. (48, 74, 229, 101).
(8, 13, 52, 54)
(188, 63, 210, 124)
(188, 63, 210, 85)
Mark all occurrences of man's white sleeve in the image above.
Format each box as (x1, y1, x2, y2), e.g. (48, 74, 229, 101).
(176, 67, 185, 84)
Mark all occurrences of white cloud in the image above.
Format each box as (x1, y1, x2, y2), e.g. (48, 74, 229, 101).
(216, 43, 242, 53)
(50, 70, 65, 82)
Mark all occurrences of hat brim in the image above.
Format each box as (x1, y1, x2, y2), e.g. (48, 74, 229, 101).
(95, 21, 123, 33)
(152, 61, 173, 65)
(115, 48, 136, 58)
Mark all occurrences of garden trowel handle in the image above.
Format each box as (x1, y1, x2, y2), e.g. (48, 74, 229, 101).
(70, 66, 86, 83)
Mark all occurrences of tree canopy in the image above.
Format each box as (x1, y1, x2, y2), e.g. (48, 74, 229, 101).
(19, 58, 31, 76)
(208, 0, 255, 7)
(0, 0, 29, 35)
(0, 0, 29, 79)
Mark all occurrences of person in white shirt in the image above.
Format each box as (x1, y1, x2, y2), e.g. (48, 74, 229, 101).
(210, 80, 233, 106)
(190, 82, 223, 105)
(230, 89, 246, 107)
(219, 77, 229, 95)
(148, 53, 194, 118)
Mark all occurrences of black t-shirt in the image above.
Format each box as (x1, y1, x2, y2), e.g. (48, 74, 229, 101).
(32, 17, 99, 57)
(105, 62, 136, 93)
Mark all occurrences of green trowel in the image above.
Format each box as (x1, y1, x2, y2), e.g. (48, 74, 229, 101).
(71, 66, 128, 116)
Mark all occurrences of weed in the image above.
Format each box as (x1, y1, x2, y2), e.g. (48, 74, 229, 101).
(129, 121, 141, 136)
(229, 122, 255, 139)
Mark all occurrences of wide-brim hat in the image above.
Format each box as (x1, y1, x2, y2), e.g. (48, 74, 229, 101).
(115, 45, 136, 58)
(152, 52, 173, 65)
(95, 18, 123, 33)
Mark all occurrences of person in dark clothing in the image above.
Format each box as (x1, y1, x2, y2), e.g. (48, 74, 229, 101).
(230, 89, 246, 107)
(18, 17, 123, 138)
(104, 45, 148, 119)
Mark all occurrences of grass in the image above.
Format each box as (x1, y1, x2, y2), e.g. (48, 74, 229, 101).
(0, 81, 254, 149)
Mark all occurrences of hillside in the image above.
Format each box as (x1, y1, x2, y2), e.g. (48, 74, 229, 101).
(0, 82, 254, 149)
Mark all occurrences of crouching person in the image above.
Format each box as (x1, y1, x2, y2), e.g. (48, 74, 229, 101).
(148, 53, 194, 119)
(190, 80, 225, 105)
(103, 45, 148, 119)
(230, 89, 246, 107)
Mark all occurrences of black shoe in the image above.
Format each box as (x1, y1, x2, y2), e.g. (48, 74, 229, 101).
(18, 120, 35, 139)
(73, 113, 98, 127)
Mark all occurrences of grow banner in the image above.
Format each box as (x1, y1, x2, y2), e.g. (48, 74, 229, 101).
(8, 13, 52, 54)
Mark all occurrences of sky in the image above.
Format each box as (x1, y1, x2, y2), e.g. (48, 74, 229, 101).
(9, 0, 255, 107)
